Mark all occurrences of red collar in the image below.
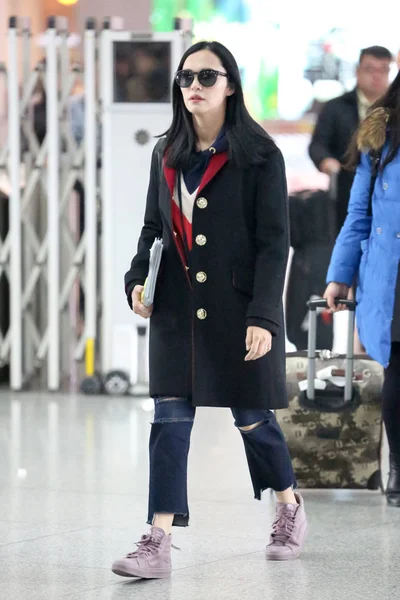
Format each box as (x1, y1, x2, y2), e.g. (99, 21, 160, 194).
(163, 151, 229, 197)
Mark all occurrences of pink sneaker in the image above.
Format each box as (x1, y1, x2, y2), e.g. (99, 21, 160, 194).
(112, 526, 172, 579)
(266, 492, 308, 561)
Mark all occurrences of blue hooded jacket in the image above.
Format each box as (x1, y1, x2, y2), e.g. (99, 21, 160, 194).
(327, 144, 400, 367)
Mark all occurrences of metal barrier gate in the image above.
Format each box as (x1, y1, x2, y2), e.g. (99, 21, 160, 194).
(0, 15, 97, 392)
(0, 15, 193, 394)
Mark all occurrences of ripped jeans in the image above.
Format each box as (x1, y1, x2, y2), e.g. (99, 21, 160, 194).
(148, 396, 296, 527)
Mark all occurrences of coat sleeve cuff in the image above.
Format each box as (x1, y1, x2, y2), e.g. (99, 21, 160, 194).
(316, 154, 331, 170)
(326, 265, 355, 287)
(246, 317, 279, 337)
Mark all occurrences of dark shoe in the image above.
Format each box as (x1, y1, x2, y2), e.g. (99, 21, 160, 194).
(386, 454, 400, 507)
(112, 526, 172, 579)
(266, 492, 309, 560)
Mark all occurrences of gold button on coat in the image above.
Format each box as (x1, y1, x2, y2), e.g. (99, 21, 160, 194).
(195, 234, 207, 246)
(196, 271, 207, 283)
(196, 197, 208, 209)
(197, 308, 207, 320)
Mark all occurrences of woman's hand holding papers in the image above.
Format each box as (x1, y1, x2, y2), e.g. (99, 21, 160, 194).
(132, 285, 153, 319)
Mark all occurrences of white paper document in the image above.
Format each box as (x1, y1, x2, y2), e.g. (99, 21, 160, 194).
(141, 238, 163, 307)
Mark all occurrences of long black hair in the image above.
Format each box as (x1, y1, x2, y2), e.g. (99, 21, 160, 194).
(162, 41, 275, 169)
(345, 69, 400, 170)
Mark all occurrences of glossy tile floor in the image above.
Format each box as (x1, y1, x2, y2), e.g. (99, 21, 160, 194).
(0, 390, 399, 600)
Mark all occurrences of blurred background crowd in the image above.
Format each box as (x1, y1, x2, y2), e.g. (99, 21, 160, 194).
(1, 0, 400, 370)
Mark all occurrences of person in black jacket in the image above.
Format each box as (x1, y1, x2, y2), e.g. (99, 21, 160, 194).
(112, 41, 308, 580)
(309, 45, 392, 231)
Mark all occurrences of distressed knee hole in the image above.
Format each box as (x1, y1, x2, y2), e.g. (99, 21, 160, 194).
(239, 421, 264, 432)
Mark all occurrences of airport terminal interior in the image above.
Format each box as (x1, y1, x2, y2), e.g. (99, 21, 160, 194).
(1, 1, 400, 598)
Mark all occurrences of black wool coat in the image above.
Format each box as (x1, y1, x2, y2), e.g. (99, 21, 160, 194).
(124, 138, 290, 410)
(308, 89, 359, 231)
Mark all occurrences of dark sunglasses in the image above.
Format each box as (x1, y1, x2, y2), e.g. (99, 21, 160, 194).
(175, 69, 228, 88)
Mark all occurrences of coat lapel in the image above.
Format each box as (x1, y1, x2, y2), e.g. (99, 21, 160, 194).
(163, 160, 175, 196)
(344, 89, 360, 127)
(198, 152, 228, 194)
(160, 151, 229, 233)
(159, 159, 175, 229)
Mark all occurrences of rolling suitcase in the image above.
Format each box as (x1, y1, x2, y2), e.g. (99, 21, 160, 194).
(279, 299, 384, 490)
(286, 242, 334, 351)
(286, 188, 337, 351)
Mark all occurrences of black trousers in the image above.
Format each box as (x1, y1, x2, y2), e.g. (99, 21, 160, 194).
(382, 342, 400, 458)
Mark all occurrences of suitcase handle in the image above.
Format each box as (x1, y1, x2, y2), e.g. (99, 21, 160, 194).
(307, 298, 356, 311)
(306, 299, 356, 403)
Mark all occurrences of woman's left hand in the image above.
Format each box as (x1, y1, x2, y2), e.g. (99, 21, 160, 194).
(245, 327, 272, 361)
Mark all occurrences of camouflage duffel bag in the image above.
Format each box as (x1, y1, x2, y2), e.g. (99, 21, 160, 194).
(277, 299, 384, 490)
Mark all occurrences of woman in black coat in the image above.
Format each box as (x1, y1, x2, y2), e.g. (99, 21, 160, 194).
(112, 41, 308, 578)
